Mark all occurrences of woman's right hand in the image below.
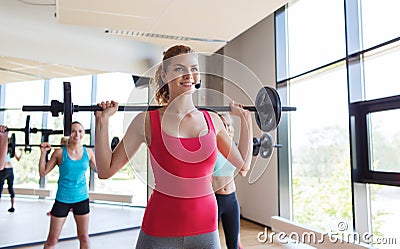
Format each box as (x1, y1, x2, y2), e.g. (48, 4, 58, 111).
(95, 100, 119, 119)
(40, 142, 51, 153)
(0, 125, 8, 135)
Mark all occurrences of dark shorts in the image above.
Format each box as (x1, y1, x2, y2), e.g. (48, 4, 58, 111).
(50, 198, 90, 217)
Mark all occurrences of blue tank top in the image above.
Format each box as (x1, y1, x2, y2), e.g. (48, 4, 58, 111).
(5, 153, 11, 163)
(213, 152, 236, 177)
(56, 146, 90, 203)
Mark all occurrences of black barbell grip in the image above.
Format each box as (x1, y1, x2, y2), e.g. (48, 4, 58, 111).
(75, 105, 162, 112)
(22, 105, 53, 112)
(5, 128, 25, 132)
(197, 106, 256, 112)
(31, 128, 62, 134)
(282, 106, 297, 112)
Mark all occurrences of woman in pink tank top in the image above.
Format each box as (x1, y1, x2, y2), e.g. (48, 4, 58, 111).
(94, 45, 253, 249)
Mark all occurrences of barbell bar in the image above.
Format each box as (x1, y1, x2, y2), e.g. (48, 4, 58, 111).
(4, 115, 91, 149)
(4, 115, 92, 134)
(14, 144, 94, 148)
(22, 82, 296, 136)
(8, 124, 273, 160)
(8, 134, 120, 158)
(0, 107, 20, 111)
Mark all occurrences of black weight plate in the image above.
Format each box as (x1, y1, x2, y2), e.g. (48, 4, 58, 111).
(8, 133, 16, 158)
(255, 87, 281, 132)
(259, 133, 274, 159)
(111, 137, 120, 151)
(24, 115, 30, 147)
(252, 137, 260, 156)
(63, 82, 72, 136)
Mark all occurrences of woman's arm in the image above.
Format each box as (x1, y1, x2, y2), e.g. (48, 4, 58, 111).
(38, 143, 59, 177)
(234, 103, 253, 176)
(94, 101, 147, 179)
(14, 149, 23, 161)
(214, 102, 253, 173)
(87, 148, 97, 173)
(0, 126, 8, 170)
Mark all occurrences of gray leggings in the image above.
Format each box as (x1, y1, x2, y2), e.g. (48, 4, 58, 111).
(135, 229, 221, 249)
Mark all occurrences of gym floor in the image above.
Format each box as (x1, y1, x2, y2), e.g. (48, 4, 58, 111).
(0, 197, 312, 249)
(0, 197, 144, 248)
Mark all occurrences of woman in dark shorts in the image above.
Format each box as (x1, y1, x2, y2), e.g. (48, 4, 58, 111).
(39, 121, 96, 249)
(0, 150, 22, 213)
(0, 125, 22, 213)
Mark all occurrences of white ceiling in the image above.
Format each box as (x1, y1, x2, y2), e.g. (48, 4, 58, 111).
(0, 0, 286, 85)
(0, 55, 104, 83)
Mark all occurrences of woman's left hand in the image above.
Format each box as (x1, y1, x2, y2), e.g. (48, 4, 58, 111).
(239, 169, 248, 177)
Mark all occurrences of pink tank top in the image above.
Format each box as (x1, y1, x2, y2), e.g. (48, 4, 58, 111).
(142, 110, 218, 237)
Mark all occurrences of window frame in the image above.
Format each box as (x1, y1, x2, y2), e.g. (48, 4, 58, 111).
(350, 93, 400, 186)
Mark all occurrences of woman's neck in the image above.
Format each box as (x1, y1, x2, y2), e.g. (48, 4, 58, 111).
(166, 94, 196, 114)
(66, 142, 82, 152)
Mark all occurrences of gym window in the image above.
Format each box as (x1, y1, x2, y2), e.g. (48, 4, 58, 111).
(276, 0, 400, 243)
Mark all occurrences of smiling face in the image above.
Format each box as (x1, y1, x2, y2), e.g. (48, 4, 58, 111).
(69, 122, 85, 144)
(161, 53, 200, 97)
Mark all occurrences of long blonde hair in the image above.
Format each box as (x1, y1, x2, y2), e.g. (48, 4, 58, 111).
(151, 45, 196, 105)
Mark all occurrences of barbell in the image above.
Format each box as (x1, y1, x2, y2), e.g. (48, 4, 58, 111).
(5, 115, 90, 134)
(4, 115, 91, 151)
(7, 123, 273, 160)
(7, 133, 120, 158)
(22, 82, 296, 136)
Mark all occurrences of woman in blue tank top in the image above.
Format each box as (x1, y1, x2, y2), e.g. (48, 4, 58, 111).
(39, 121, 97, 249)
(213, 114, 247, 249)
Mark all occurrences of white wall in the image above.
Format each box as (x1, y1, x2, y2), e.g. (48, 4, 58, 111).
(223, 14, 278, 227)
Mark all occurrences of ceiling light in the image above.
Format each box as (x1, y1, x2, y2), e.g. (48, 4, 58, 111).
(104, 29, 227, 43)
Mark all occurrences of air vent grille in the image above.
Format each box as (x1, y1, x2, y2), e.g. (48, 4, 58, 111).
(105, 29, 227, 43)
